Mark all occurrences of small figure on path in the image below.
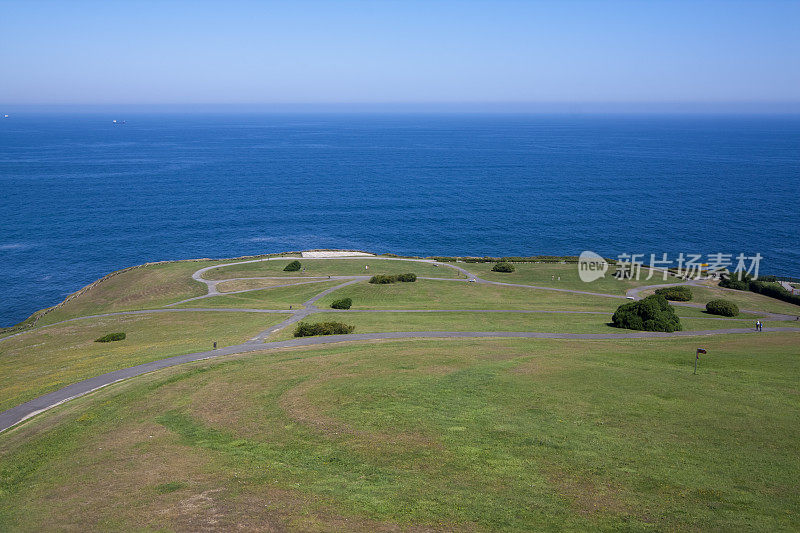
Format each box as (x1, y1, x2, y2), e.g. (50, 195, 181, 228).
(213, 341, 217, 349)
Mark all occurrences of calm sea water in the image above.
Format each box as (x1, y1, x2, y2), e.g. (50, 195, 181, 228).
(1, 113, 798, 326)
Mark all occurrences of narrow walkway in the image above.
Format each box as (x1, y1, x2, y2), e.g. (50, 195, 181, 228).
(2, 326, 797, 434)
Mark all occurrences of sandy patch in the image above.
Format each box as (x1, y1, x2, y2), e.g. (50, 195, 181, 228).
(301, 250, 375, 258)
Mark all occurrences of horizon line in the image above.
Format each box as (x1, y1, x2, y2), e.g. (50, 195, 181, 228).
(3, 101, 800, 115)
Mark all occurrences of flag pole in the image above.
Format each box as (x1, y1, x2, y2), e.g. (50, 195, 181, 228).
(694, 348, 706, 374)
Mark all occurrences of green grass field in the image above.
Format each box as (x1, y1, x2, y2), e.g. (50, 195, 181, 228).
(0, 311, 288, 412)
(270, 311, 772, 341)
(216, 278, 326, 293)
(3, 253, 800, 531)
(19, 260, 237, 327)
(203, 257, 462, 280)
(173, 280, 345, 310)
(1, 334, 798, 531)
(668, 304, 760, 320)
(461, 261, 681, 295)
(315, 279, 623, 312)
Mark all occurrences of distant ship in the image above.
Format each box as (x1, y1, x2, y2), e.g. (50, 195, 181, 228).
(112, 119, 127, 125)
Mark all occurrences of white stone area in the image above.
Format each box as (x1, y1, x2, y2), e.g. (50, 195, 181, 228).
(301, 250, 375, 258)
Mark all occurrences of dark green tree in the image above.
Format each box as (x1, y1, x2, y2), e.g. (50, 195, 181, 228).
(611, 295, 682, 332)
(283, 260, 302, 272)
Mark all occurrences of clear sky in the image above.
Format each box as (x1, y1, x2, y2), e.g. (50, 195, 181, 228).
(1, 0, 799, 110)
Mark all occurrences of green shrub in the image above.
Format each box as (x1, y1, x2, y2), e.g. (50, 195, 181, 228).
(705, 299, 739, 317)
(719, 271, 751, 291)
(749, 280, 800, 306)
(654, 286, 693, 301)
(369, 274, 396, 284)
(611, 295, 682, 332)
(368, 273, 417, 284)
(283, 260, 302, 272)
(491, 262, 515, 273)
(293, 321, 355, 337)
(719, 271, 800, 306)
(95, 332, 126, 342)
(330, 297, 352, 309)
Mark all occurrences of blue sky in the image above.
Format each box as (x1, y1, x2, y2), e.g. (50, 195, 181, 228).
(1, 0, 798, 109)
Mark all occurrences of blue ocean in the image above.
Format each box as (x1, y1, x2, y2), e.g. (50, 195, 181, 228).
(1, 113, 798, 326)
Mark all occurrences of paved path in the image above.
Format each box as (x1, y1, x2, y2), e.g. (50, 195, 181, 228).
(166, 278, 336, 306)
(3, 326, 798, 434)
(3, 255, 799, 434)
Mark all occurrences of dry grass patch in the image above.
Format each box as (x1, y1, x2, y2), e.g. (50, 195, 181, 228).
(32, 260, 237, 326)
(547, 469, 634, 518)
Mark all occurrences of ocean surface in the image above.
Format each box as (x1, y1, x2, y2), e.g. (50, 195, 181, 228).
(1, 113, 798, 326)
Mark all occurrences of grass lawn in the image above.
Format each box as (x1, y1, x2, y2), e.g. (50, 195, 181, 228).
(173, 280, 345, 310)
(315, 279, 623, 312)
(1, 334, 798, 531)
(269, 311, 770, 341)
(461, 261, 681, 295)
(25, 260, 237, 327)
(203, 258, 462, 281)
(216, 278, 329, 293)
(0, 311, 289, 412)
(640, 284, 800, 316)
(670, 305, 760, 320)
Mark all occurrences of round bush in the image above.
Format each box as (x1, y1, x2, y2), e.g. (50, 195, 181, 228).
(719, 272, 751, 291)
(368, 273, 417, 284)
(95, 332, 126, 342)
(283, 260, 302, 272)
(654, 286, 693, 301)
(611, 295, 682, 332)
(293, 321, 355, 337)
(369, 274, 396, 284)
(705, 299, 739, 317)
(491, 262, 515, 273)
(330, 297, 352, 309)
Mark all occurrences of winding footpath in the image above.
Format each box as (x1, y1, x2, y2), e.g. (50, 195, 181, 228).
(2, 255, 798, 434)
